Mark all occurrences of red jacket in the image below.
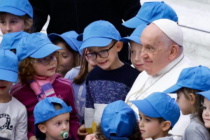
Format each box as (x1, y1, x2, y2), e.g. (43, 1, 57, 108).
(11, 75, 80, 140)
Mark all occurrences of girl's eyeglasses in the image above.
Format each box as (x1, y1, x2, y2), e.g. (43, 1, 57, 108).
(31, 52, 58, 66)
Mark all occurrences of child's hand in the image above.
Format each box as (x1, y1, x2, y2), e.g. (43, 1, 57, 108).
(29, 136, 37, 140)
(85, 134, 98, 140)
(77, 124, 88, 139)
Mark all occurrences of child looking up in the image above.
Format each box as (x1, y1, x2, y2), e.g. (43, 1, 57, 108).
(48, 31, 82, 77)
(10, 33, 80, 140)
(0, 50, 27, 140)
(164, 66, 210, 140)
(34, 97, 73, 140)
(131, 92, 180, 140)
(0, 0, 33, 34)
(79, 20, 139, 133)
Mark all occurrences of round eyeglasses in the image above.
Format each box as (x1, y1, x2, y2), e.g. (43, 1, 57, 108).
(31, 52, 58, 66)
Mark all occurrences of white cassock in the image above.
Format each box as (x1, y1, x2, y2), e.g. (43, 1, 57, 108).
(125, 53, 196, 136)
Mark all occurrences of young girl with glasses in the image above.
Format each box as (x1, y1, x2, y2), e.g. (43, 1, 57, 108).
(10, 33, 80, 140)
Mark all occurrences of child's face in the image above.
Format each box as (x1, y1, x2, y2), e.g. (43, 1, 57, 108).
(176, 91, 193, 115)
(32, 52, 58, 77)
(202, 98, 210, 128)
(56, 42, 75, 76)
(0, 80, 12, 95)
(85, 49, 96, 70)
(0, 13, 25, 34)
(139, 111, 165, 139)
(86, 41, 122, 70)
(130, 41, 144, 72)
(41, 113, 70, 140)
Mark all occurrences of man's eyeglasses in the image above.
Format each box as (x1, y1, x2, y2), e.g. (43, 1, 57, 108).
(85, 42, 117, 60)
(31, 52, 58, 66)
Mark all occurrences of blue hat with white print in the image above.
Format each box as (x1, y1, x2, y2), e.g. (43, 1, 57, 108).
(120, 24, 147, 44)
(0, 50, 18, 82)
(123, 1, 178, 28)
(16, 33, 61, 61)
(131, 92, 180, 127)
(0, 0, 33, 18)
(101, 100, 137, 139)
(79, 20, 121, 51)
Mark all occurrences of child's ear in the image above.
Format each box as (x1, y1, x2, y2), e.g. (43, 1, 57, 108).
(189, 93, 196, 105)
(161, 121, 171, 131)
(38, 124, 47, 133)
(116, 41, 123, 52)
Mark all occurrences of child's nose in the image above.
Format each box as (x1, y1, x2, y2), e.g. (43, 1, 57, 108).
(6, 23, 11, 32)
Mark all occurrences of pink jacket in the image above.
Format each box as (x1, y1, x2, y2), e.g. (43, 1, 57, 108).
(11, 75, 80, 140)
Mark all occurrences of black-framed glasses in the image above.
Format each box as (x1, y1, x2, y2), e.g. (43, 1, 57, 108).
(85, 42, 117, 60)
(31, 52, 58, 66)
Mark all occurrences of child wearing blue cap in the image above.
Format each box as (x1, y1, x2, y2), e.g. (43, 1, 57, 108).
(197, 90, 210, 130)
(85, 100, 142, 140)
(65, 48, 96, 125)
(164, 66, 210, 140)
(121, 24, 147, 72)
(0, 0, 33, 34)
(131, 92, 181, 140)
(10, 33, 80, 140)
(0, 49, 27, 140)
(34, 97, 73, 140)
(122, 1, 178, 28)
(48, 31, 82, 77)
(79, 20, 139, 134)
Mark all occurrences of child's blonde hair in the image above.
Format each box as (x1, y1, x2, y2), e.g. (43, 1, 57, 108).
(0, 13, 33, 33)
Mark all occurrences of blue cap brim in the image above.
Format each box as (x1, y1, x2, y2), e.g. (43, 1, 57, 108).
(30, 44, 62, 59)
(197, 91, 210, 101)
(0, 7, 26, 16)
(164, 84, 182, 94)
(131, 100, 161, 118)
(0, 69, 17, 82)
(120, 36, 141, 44)
(80, 38, 112, 50)
(123, 17, 148, 28)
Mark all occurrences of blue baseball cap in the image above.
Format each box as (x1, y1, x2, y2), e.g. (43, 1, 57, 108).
(131, 92, 180, 127)
(120, 24, 147, 44)
(164, 66, 210, 93)
(0, 50, 18, 82)
(34, 97, 72, 124)
(122, 1, 178, 28)
(101, 100, 137, 139)
(0, 31, 29, 50)
(16, 33, 62, 61)
(0, 0, 33, 18)
(197, 90, 210, 101)
(48, 31, 82, 53)
(79, 20, 121, 50)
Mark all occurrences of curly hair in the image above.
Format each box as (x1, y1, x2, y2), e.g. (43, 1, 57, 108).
(95, 124, 142, 140)
(18, 57, 36, 85)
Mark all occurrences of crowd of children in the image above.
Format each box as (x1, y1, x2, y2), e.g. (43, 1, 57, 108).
(0, 0, 210, 140)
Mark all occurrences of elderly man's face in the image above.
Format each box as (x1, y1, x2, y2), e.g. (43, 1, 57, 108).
(140, 24, 173, 76)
